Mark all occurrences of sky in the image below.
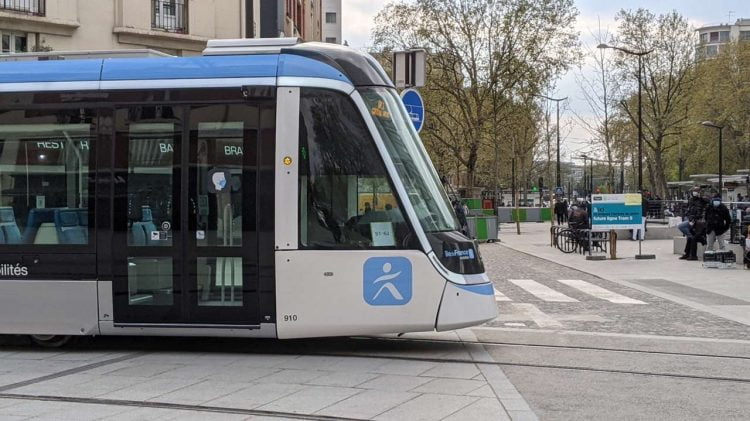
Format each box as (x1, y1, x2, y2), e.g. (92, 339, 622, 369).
(341, 0, 749, 163)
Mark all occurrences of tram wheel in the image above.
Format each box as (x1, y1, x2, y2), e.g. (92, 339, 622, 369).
(29, 335, 71, 348)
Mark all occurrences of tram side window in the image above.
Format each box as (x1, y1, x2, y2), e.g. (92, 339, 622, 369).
(298, 89, 414, 249)
(125, 119, 178, 247)
(0, 109, 94, 246)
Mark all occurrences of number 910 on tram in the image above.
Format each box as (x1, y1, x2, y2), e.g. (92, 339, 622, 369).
(0, 38, 497, 344)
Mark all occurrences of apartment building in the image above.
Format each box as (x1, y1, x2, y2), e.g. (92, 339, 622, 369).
(322, 0, 341, 44)
(696, 18, 750, 59)
(0, 0, 321, 57)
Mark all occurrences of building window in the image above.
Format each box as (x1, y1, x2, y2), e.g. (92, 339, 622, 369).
(740, 31, 750, 41)
(719, 31, 730, 42)
(325, 37, 337, 44)
(152, 0, 188, 34)
(0, 0, 45, 16)
(695, 46, 705, 60)
(709, 31, 719, 42)
(699, 33, 708, 44)
(706, 45, 719, 57)
(325, 12, 336, 24)
(1, 32, 29, 54)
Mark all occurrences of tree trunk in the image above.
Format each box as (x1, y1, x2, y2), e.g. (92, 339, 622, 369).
(652, 148, 669, 198)
(465, 144, 479, 194)
(646, 153, 657, 195)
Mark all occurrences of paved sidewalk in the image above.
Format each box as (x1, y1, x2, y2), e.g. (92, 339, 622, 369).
(498, 223, 750, 326)
(0, 331, 537, 421)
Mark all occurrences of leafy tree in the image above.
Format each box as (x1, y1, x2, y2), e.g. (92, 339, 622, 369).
(371, 0, 580, 191)
(684, 41, 750, 179)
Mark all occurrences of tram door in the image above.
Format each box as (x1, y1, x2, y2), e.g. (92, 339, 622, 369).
(112, 103, 264, 326)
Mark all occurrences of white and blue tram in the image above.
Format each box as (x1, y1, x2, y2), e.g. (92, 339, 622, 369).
(0, 39, 497, 345)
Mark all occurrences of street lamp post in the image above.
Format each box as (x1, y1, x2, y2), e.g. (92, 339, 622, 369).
(597, 44, 653, 193)
(537, 95, 568, 190)
(701, 121, 724, 196)
(580, 154, 588, 197)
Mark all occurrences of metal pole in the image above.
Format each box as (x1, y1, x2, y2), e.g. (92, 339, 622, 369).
(637, 54, 643, 192)
(556, 101, 561, 188)
(511, 158, 516, 207)
(582, 157, 586, 198)
(719, 128, 723, 196)
(512, 158, 520, 235)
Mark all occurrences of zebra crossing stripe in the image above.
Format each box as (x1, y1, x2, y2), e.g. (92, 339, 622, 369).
(557, 279, 647, 304)
(508, 279, 579, 302)
(510, 303, 563, 328)
(494, 288, 511, 302)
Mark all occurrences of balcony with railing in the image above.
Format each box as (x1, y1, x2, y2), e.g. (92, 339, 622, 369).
(152, 0, 187, 34)
(0, 0, 45, 16)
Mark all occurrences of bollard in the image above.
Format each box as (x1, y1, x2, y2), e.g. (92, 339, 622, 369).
(549, 226, 556, 247)
(610, 230, 617, 260)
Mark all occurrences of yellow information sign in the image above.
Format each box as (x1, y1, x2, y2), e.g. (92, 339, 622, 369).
(624, 194, 642, 206)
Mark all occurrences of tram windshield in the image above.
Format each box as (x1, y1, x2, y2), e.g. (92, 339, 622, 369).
(360, 88, 459, 233)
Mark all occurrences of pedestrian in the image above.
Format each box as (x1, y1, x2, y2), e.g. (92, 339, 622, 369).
(679, 187, 709, 260)
(569, 204, 589, 230)
(453, 199, 469, 235)
(554, 199, 566, 225)
(562, 199, 569, 222)
(705, 195, 731, 251)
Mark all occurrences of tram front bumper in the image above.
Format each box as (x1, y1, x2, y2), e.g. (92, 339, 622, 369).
(436, 281, 498, 331)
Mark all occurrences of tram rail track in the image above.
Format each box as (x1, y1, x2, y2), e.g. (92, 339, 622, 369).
(2, 334, 749, 387)
(303, 348, 750, 385)
(0, 393, 366, 421)
(354, 335, 750, 361)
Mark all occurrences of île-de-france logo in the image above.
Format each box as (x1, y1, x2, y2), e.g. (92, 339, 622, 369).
(363, 257, 412, 306)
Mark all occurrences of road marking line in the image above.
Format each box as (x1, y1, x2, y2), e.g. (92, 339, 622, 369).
(494, 287, 512, 302)
(510, 303, 563, 328)
(557, 279, 647, 304)
(508, 279, 578, 302)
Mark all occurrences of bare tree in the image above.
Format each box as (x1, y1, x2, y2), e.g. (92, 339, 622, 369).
(574, 19, 621, 191)
(614, 9, 696, 197)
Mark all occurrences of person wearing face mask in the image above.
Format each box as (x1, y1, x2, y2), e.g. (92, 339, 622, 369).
(704, 195, 732, 252)
(678, 187, 709, 260)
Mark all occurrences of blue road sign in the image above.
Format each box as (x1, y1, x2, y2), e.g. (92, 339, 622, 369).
(555, 187, 564, 195)
(401, 88, 425, 132)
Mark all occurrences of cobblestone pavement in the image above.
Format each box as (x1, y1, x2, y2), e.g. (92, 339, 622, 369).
(479, 242, 750, 340)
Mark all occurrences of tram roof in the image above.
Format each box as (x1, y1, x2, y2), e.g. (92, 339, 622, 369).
(0, 41, 394, 90)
